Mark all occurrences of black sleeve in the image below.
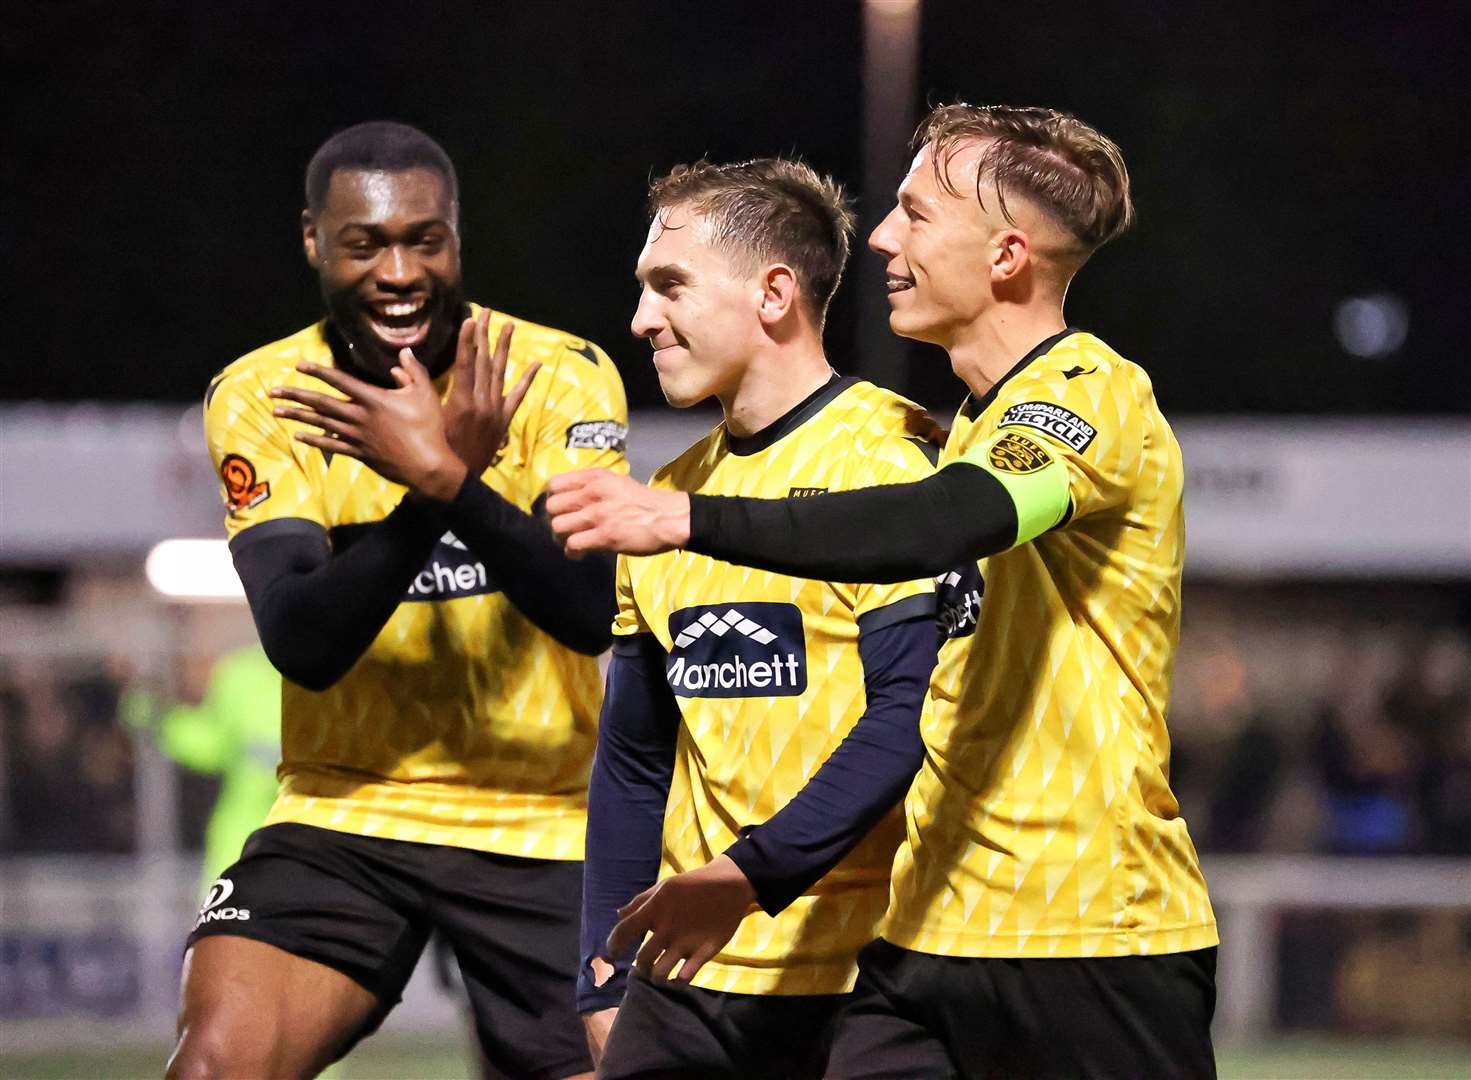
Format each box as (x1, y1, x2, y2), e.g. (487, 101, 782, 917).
(439, 476, 617, 656)
(722, 613, 935, 915)
(229, 500, 446, 692)
(687, 462, 1019, 584)
(577, 634, 681, 1013)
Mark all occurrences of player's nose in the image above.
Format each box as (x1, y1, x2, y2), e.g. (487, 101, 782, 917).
(377, 243, 425, 290)
(630, 289, 663, 341)
(869, 205, 903, 259)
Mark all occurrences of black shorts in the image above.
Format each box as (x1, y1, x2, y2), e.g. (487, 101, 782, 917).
(186, 822, 592, 1080)
(826, 938, 1217, 1080)
(598, 970, 847, 1080)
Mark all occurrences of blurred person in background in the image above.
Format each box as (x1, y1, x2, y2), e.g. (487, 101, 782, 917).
(1312, 635, 1421, 855)
(119, 645, 280, 888)
(1396, 631, 1471, 854)
(1169, 639, 1286, 853)
(1, 658, 134, 854)
(169, 121, 625, 1080)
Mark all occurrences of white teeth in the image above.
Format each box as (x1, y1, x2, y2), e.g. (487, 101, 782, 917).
(380, 301, 425, 318)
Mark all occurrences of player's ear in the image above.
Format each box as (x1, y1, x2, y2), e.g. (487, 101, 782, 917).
(990, 228, 1030, 285)
(757, 263, 800, 328)
(302, 209, 322, 269)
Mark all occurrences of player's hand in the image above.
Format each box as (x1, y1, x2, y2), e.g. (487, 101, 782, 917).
(547, 470, 692, 556)
(605, 854, 757, 983)
(442, 310, 540, 477)
(581, 1002, 617, 1067)
(271, 354, 465, 499)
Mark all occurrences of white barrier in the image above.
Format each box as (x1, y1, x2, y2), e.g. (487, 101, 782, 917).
(4, 849, 1467, 1053)
(3, 405, 1469, 577)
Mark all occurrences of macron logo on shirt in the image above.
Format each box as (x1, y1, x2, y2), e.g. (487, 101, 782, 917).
(666, 602, 807, 698)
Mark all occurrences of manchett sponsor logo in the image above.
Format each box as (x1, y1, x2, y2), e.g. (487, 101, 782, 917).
(404, 531, 500, 601)
(666, 602, 807, 698)
(936, 565, 984, 639)
(194, 877, 250, 929)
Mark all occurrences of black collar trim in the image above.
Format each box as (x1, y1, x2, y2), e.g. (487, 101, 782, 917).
(725, 373, 857, 456)
(960, 327, 1081, 420)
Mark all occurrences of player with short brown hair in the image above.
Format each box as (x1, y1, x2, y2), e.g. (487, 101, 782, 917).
(550, 103, 1218, 1079)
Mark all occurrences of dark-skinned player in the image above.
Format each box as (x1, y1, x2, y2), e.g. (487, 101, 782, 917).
(171, 122, 624, 1080)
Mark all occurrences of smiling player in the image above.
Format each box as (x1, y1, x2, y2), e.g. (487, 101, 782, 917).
(171, 122, 624, 1080)
(577, 159, 939, 1079)
(550, 105, 1218, 1078)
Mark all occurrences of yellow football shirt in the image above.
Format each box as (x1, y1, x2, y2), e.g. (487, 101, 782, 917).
(615, 376, 938, 995)
(202, 305, 628, 860)
(885, 329, 1218, 958)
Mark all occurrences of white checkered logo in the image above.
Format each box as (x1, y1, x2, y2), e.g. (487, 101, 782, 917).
(673, 608, 780, 649)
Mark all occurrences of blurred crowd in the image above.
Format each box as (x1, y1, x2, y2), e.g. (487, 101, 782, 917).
(1170, 595, 1471, 857)
(2, 590, 1469, 859)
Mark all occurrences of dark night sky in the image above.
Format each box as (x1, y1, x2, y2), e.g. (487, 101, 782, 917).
(7, 1, 1468, 416)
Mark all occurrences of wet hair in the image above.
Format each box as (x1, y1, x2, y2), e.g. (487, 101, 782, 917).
(305, 121, 459, 215)
(648, 158, 855, 326)
(915, 103, 1134, 260)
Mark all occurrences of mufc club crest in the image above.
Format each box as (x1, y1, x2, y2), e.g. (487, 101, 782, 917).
(220, 454, 270, 512)
(988, 432, 1053, 474)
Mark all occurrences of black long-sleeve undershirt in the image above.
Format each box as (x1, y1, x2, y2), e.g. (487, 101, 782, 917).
(441, 476, 617, 656)
(687, 462, 1020, 584)
(232, 477, 616, 691)
(230, 500, 446, 691)
(576, 615, 933, 1013)
(724, 614, 934, 914)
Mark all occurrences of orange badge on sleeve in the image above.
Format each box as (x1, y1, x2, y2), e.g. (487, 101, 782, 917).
(220, 454, 270, 512)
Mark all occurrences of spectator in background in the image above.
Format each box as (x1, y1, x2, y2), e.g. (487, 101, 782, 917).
(1169, 639, 1285, 853)
(0, 658, 135, 853)
(1311, 637, 1421, 855)
(1396, 633, 1471, 855)
(120, 645, 280, 887)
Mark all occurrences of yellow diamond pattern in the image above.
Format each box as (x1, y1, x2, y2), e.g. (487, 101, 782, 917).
(203, 306, 628, 860)
(885, 332, 1218, 959)
(615, 380, 938, 995)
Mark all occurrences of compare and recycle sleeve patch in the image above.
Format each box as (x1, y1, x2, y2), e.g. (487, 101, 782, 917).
(565, 420, 628, 452)
(998, 402, 1097, 453)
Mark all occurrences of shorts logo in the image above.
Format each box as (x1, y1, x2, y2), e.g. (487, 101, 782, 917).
(936, 564, 984, 639)
(999, 402, 1097, 453)
(566, 420, 627, 453)
(988, 432, 1053, 474)
(666, 602, 807, 698)
(789, 487, 827, 498)
(194, 877, 250, 929)
(220, 454, 270, 512)
(404, 531, 500, 602)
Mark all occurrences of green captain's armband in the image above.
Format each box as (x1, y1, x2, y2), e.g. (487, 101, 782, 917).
(958, 430, 1072, 547)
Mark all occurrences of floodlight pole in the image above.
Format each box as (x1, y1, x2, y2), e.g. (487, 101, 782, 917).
(858, 0, 921, 392)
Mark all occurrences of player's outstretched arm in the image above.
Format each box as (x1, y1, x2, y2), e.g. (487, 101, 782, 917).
(578, 635, 681, 1013)
(550, 435, 1072, 584)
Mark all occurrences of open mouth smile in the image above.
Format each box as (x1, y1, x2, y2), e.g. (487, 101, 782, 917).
(366, 298, 432, 347)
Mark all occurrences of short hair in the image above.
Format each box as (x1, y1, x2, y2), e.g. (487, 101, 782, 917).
(648, 158, 855, 326)
(914, 103, 1134, 259)
(304, 121, 459, 216)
